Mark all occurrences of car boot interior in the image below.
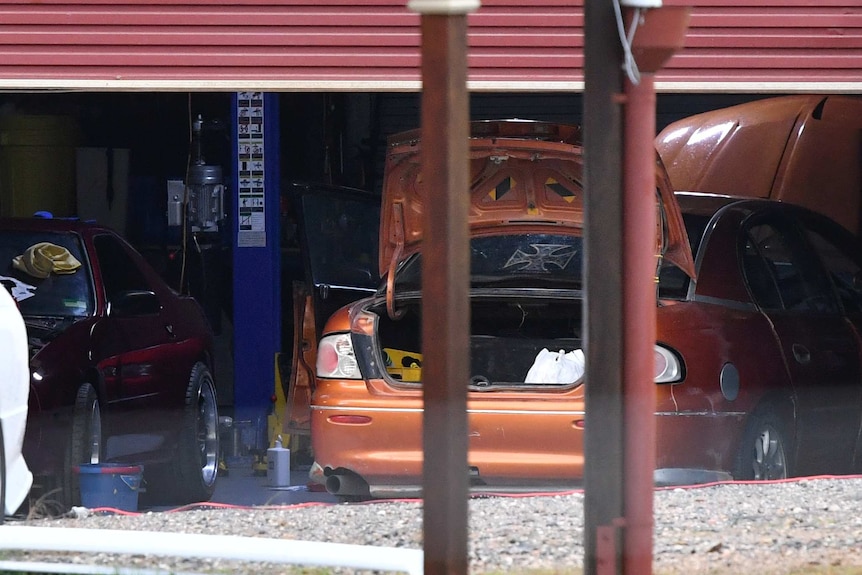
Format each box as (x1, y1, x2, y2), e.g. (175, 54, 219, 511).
(372, 296, 583, 387)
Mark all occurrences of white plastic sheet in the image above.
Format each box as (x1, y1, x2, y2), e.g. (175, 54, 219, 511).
(0, 286, 33, 515)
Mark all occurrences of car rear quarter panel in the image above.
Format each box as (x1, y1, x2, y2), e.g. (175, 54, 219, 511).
(320, 306, 354, 334)
(655, 298, 792, 473)
(159, 294, 216, 386)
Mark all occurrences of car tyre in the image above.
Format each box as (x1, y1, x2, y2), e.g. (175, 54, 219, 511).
(145, 363, 219, 505)
(734, 408, 791, 481)
(178, 362, 220, 502)
(63, 383, 103, 509)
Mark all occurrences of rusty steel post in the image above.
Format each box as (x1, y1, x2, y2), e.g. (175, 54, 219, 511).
(620, 8, 690, 574)
(407, 1, 479, 574)
(582, 1, 625, 573)
(584, 4, 690, 575)
(621, 71, 657, 575)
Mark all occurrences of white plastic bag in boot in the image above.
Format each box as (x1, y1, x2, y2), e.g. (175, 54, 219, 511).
(525, 348, 585, 384)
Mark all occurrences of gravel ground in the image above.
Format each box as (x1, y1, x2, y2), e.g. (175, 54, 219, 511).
(3, 477, 862, 574)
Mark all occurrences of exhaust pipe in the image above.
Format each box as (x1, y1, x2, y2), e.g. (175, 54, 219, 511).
(324, 471, 371, 498)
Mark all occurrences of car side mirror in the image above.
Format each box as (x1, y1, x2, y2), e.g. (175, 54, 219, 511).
(108, 290, 161, 317)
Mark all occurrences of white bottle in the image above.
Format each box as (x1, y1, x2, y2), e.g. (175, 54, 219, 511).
(267, 435, 291, 487)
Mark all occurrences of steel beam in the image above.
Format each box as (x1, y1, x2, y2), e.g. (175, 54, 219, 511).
(583, 0, 625, 572)
(621, 72, 658, 575)
(409, 1, 478, 574)
(583, 5, 690, 574)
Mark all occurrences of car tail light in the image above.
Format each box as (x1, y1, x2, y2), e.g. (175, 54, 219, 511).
(316, 333, 361, 379)
(654, 344, 683, 383)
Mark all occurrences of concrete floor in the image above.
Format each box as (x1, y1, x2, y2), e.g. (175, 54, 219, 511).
(207, 312, 335, 508)
(208, 463, 339, 508)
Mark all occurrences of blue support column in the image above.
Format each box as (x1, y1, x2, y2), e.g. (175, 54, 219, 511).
(231, 92, 281, 425)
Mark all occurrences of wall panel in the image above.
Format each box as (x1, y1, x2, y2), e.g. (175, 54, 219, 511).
(0, 0, 856, 92)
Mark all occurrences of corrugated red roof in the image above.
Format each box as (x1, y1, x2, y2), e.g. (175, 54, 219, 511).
(661, 0, 862, 89)
(0, 0, 856, 91)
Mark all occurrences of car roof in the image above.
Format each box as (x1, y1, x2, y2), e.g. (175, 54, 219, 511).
(674, 191, 749, 216)
(0, 216, 115, 234)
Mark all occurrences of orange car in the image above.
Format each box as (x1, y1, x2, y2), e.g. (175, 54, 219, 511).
(656, 94, 862, 235)
(287, 120, 862, 499)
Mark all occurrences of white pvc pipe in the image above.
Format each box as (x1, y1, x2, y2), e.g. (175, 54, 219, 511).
(0, 526, 423, 575)
(0, 560, 188, 575)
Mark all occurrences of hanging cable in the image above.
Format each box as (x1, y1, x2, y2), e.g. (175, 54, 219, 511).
(179, 94, 193, 294)
(613, 0, 643, 85)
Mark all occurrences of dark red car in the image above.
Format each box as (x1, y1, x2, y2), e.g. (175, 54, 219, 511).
(0, 216, 219, 510)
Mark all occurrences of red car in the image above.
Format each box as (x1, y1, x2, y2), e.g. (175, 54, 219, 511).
(285, 120, 862, 500)
(0, 216, 219, 510)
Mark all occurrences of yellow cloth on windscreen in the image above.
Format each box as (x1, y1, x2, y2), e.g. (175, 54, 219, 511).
(12, 242, 82, 279)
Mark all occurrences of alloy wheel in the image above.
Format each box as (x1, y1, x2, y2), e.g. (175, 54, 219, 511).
(196, 378, 219, 485)
(752, 423, 787, 480)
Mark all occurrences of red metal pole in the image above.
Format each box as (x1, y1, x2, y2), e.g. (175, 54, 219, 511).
(408, 2, 478, 575)
(419, 13, 471, 575)
(621, 72, 657, 574)
(582, 2, 625, 573)
(619, 8, 690, 572)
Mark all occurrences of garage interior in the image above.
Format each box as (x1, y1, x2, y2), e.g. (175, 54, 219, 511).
(0, 90, 771, 414)
(0, 1, 858, 573)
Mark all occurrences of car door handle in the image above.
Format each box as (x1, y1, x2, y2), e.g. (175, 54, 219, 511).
(792, 343, 811, 365)
(165, 323, 176, 338)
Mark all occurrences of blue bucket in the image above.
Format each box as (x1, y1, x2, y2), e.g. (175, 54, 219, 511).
(73, 463, 143, 511)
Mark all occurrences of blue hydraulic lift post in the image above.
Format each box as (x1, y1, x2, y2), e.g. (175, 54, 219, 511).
(231, 92, 282, 426)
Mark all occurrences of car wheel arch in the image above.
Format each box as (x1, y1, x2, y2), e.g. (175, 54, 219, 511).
(733, 395, 797, 480)
(77, 367, 111, 425)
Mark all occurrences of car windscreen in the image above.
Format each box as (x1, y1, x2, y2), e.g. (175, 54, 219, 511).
(393, 233, 583, 292)
(0, 230, 95, 317)
(296, 192, 381, 290)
